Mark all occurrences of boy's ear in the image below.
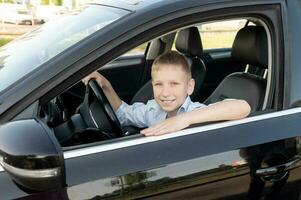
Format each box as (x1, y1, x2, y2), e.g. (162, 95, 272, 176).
(187, 78, 195, 95)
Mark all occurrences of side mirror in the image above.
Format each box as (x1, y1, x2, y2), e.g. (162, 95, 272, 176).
(0, 119, 65, 191)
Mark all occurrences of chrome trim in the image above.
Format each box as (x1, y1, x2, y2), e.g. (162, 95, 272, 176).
(0, 157, 60, 178)
(262, 21, 272, 110)
(102, 59, 143, 69)
(63, 107, 301, 159)
(89, 109, 99, 128)
(263, 69, 268, 79)
(244, 64, 250, 73)
(256, 157, 301, 176)
(210, 51, 231, 59)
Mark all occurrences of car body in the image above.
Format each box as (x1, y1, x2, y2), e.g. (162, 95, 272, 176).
(1, 0, 301, 199)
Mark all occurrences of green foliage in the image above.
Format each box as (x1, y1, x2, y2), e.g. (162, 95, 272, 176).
(51, 0, 62, 6)
(123, 172, 148, 186)
(1, 0, 14, 3)
(72, 0, 76, 9)
(0, 38, 12, 47)
(40, 0, 49, 5)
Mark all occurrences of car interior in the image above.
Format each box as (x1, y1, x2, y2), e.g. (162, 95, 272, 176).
(204, 25, 268, 112)
(39, 18, 273, 147)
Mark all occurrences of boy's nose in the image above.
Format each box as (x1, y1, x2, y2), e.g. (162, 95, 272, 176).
(160, 86, 171, 97)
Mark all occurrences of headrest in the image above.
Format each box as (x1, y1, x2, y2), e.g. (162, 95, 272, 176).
(175, 27, 203, 57)
(231, 26, 268, 68)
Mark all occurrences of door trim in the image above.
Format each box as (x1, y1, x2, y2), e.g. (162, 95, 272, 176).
(63, 106, 301, 159)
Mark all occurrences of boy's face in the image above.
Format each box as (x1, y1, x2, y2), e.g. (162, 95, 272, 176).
(152, 64, 195, 117)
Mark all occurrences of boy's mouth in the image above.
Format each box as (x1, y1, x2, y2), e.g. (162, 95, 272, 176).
(160, 99, 175, 104)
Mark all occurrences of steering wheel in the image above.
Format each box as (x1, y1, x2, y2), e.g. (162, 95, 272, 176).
(85, 80, 124, 137)
(41, 96, 67, 127)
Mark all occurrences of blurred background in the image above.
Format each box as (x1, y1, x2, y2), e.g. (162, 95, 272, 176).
(0, 1, 246, 53)
(0, 0, 85, 47)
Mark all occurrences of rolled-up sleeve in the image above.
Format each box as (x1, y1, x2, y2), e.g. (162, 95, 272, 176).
(115, 101, 149, 128)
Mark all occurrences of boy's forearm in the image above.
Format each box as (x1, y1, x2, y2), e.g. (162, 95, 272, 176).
(186, 99, 251, 125)
(101, 83, 122, 111)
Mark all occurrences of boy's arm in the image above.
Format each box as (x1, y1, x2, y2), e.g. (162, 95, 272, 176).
(82, 71, 122, 111)
(141, 99, 251, 136)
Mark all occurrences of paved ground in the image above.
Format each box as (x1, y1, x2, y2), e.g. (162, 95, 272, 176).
(0, 22, 40, 37)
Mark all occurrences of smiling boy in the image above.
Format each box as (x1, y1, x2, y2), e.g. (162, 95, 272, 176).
(83, 51, 251, 136)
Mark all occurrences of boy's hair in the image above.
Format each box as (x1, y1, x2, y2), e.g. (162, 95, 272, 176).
(152, 51, 191, 77)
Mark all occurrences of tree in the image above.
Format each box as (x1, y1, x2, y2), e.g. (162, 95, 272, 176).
(40, 0, 49, 5)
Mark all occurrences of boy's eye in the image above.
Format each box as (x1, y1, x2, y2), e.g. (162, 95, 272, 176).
(154, 83, 162, 86)
(170, 82, 179, 86)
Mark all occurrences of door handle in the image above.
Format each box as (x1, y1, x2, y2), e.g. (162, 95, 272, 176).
(256, 157, 301, 176)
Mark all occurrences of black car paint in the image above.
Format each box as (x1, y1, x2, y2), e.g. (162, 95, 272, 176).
(0, 119, 65, 198)
(62, 109, 301, 199)
(1, 0, 301, 199)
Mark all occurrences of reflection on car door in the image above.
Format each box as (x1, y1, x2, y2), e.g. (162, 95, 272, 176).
(64, 109, 301, 199)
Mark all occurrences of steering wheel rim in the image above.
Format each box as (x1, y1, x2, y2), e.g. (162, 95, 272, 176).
(88, 80, 124, 137)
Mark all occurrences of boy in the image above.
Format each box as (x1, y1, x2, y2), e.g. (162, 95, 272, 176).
(82, 51, 251, 136)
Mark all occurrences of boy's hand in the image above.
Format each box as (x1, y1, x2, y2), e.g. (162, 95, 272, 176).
(82, 71, 122, 111)
(141, 114, 191, 136)
(82, 71, 111, 89)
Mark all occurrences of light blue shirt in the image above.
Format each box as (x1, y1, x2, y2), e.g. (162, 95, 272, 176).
(115, 96, 206, 128)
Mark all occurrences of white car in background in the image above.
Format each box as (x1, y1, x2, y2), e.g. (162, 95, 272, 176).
(0, 4, 42, 25)
(35, 5, 66, 23)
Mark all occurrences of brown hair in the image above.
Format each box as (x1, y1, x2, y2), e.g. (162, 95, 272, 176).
(152, 51, 191, 77)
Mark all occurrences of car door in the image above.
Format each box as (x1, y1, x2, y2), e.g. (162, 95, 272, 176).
(61, 2, 296, 198)
(1, 110, 300, 200)
(1, 0, 298, 199)
(63, 109, 301, 199)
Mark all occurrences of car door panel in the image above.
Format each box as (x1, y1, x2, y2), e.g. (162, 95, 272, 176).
(65, 150, 250, 199)
(145, 163, 301, 200)
(100, 54, 146, 103)
(64, 108, 301, 199)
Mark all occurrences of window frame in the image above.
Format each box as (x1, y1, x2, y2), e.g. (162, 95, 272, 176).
(58, 5, 282, 151)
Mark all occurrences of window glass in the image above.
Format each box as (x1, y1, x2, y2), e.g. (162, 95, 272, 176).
(200, 19, 249, 49)
(171, 19, 252, 51)
(0, 5, 129, 93)
(124, 43, 148, 56)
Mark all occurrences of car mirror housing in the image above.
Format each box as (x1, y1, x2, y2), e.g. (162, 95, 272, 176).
(0, 119, 65, 191)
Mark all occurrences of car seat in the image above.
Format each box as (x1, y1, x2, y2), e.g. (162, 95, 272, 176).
(204, 26, 268, 112)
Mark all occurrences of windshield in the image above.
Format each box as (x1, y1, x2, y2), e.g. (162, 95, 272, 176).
(0, 5, 129, 93)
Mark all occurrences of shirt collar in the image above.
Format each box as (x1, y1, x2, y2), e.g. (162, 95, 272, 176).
(177, 96, 192, 114)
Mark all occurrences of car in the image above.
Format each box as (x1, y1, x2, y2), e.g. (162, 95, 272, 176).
(2, 5, 33, 24)
(34, 5, 66, 23)
(0, 4, 34, 25)
(1, 0, 301, 199)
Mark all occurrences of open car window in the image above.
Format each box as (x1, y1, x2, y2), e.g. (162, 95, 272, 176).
(38, 16, 274, 149)
(200, 19, 255, 50)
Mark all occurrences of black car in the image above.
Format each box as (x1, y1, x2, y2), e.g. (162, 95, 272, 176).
(1, 0, 301, 199)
